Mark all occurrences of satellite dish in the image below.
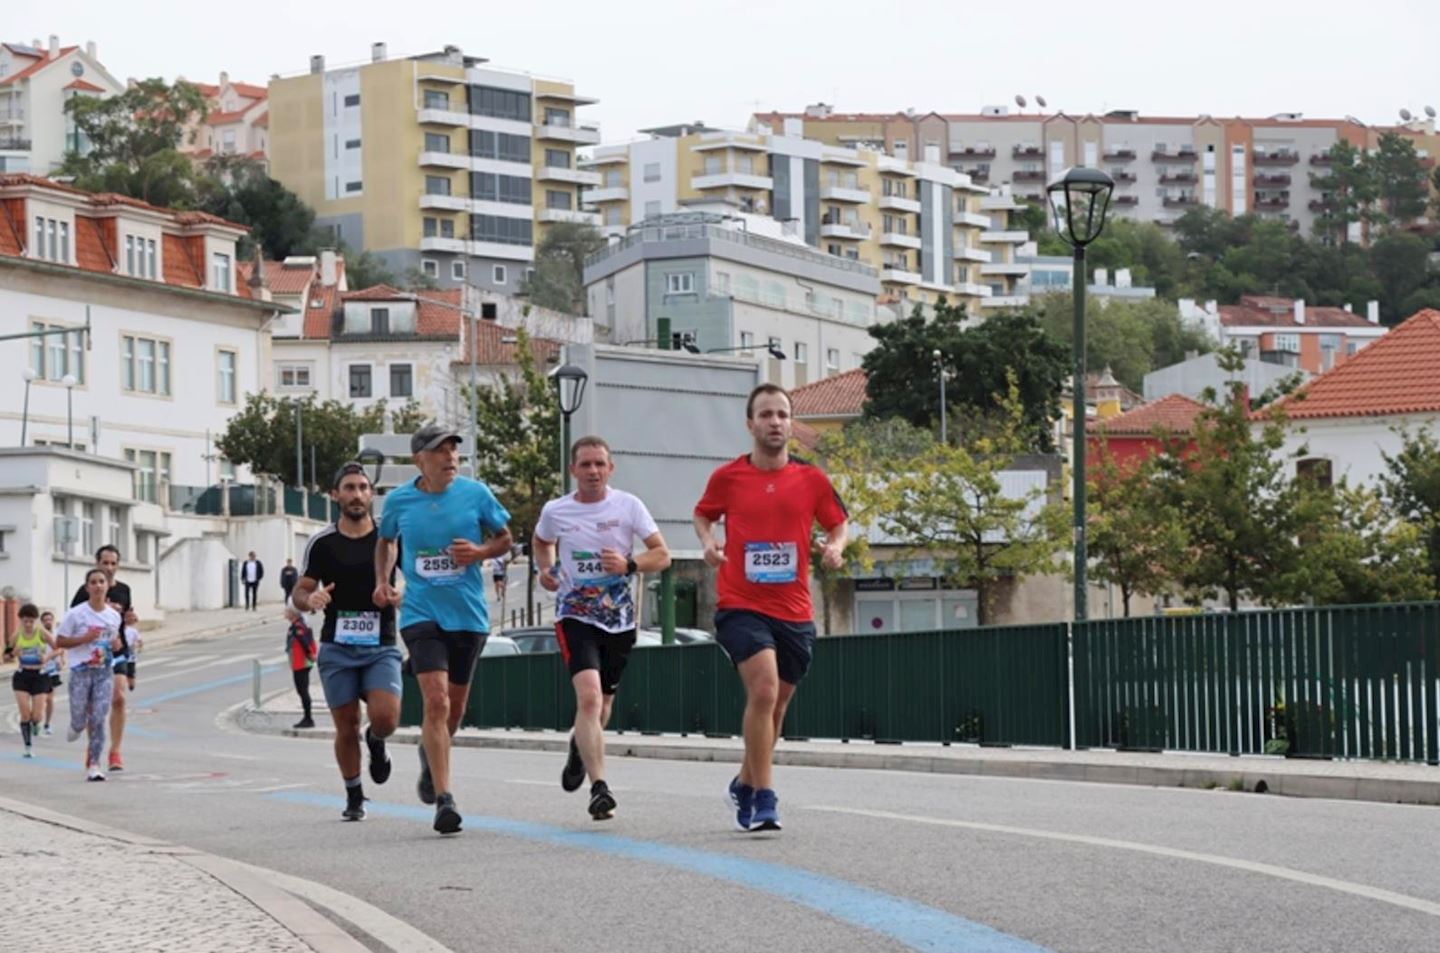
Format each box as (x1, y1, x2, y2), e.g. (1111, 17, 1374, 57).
(1426, 106, 1437, 119)
(1400, 108, 1413, 121)
(1015, 95, 1027, 109)
(1036, 95, 1048, 109)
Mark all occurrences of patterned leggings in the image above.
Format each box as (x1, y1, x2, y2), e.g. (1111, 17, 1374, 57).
(68, 667, 113, 766)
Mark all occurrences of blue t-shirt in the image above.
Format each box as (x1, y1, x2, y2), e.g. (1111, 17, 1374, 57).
(379, 475, 510, 633)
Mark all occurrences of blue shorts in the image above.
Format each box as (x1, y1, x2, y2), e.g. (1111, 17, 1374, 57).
(714, 609, 817, 686)
(316, 643, 403, 710)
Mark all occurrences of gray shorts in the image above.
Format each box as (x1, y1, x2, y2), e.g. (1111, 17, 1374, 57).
(316, 643, 403, 710)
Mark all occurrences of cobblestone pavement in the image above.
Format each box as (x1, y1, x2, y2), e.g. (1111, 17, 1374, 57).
(1, 807, 311, 953)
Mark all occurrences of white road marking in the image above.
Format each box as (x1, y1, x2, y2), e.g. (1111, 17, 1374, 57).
(807, 805, 1440, 919)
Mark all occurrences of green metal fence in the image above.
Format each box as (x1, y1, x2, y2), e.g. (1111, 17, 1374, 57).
(400, 623, 1071, 748)
(1073, 603, 1440, 763)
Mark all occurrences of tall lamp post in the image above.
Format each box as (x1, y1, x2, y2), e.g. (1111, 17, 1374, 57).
(62, 374, 77, 449)
(21, 368, 36, 446)
(706, 343, 787, 360)
(933, 348, 947, 445)
(1046, 166, 1115, 622)
(549, 363, 589, 494)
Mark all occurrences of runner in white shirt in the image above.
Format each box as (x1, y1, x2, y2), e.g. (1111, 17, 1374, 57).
(54, 569, 125, 780)
(533, 435, 671, 820)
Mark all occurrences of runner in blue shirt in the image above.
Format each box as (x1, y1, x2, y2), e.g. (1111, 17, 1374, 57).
(375, 423, 512, 834)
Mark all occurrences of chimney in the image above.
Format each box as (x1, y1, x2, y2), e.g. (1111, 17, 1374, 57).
(371, 42, 387, 63)
(247, 248, 271, 302)
(219, 70, 229, 86)
(1343, 302, 1353, 313)
(1293, 299, 1305, 325)
(1093, 267, 1108, 286)
(1116, 268, 1132, 288)
(309, 55, 325, 74)
(320, 248, 338, 287)
(782, 117, 802, 137)
(48, 35, 59, 57)
(85, 40, 96, 60)
(1367, 300, 1380, 324)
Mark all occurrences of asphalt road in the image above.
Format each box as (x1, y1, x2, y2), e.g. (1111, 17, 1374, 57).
(4, 620, 1438, 953)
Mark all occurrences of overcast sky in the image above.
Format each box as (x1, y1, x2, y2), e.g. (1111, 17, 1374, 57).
(16, 1, 1440, 141)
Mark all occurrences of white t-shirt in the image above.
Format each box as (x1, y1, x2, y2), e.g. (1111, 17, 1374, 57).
(534, 488, 659, 633)
(244, 561, 260, 583)
(122, 625, 141, 663)
(57, 602, 122, 671)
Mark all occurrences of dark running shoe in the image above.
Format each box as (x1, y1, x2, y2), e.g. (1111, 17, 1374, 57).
(366, 727, 392, 785)
(433, 793, 462, 834)
(417, 743, 436, 805)
(561, 734, 586, 792)
(728, 776, 754, 831)
(342, 786, 367, 821)
(293, 717, 315, 729)
(750, 788, 781, 832)
(588, 780, 617, 821)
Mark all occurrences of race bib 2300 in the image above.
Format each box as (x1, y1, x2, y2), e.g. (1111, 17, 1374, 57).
(335, 611, 381, 646)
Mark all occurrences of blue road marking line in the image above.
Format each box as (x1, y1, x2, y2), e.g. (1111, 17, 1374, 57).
(143, 665, 283, 705)
(266, 790, 1052, 953)
(2, 750, 82, 771)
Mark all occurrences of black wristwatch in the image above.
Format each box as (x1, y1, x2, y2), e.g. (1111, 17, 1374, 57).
(625, 556, 638, 576)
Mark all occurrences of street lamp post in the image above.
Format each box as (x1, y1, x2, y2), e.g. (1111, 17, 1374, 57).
(1046, 166, 1115, 622)
(706, 343, 787, 360)
(933, 348, 947, 445)
(548, 363, 589, 494)
(62, 374, 77, 449)
(21, 368, 35, 446)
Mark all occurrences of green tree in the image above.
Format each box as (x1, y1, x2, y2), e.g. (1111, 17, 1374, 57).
(198, 156, 325, 260)
(344, 249, 398, 290)
(1150, 352, 1313, 610)
(862, 299, 1068, 450)
(1309, 140, 1373, 246)
(1033, 294, 1212, 392)
(874, 375, 1068, 624)
(60, 78, 212, 206)
(1369, 233, 1432, 323)
(1365, 133, 1430, 229)
(216, 393, 417, 489)
(1287, 481, 1435, 605)
(1081, 218, 1188, 299)
(1379, 428, 1440, 593)
(522, 222, 606, 314)
(1086, 446, 1187, 616)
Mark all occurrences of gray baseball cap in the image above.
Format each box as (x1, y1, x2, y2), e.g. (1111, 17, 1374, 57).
(410, 423, 464, 454)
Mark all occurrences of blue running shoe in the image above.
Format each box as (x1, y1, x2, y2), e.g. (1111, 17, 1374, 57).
(729, 777, 755, 831)
(751, 788, 781, 832)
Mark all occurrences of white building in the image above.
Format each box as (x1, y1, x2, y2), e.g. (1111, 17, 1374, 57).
(582, 211, 883, 389)
(0, 37, 123, 173)
(182, 72, 270, 163)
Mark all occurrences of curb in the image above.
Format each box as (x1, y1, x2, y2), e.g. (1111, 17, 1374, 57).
(0, 794, 369, 953)
(233, 705, 1440, 808)
(143, 612, 286, 651)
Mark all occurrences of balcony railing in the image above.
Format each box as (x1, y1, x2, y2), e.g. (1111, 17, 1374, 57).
(1103, 149, 1136, 161)
(1252, 150, 1299, 165)
(1308, 199, 1330, 211)
(1012, 146, 1042, 158)
(967, 168, 990, 182)
(1012, 170, 1046, 182)
(0, 137, 33, 151)
(1112, 171, 1137, 183)
(1151, 149, 1196, 162)
(1253, 197, 1289, 210)
(1162, 195, 1198, 208)
(1158, 171, 1196, 184)
(1254, 173, 1292, 187)
(1112, 195, 1139, 206)
(1308, 154, 1333, 166)
(954, 147, 997, 158)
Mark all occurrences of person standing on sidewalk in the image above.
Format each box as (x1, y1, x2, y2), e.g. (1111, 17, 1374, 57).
(375, 424, 512, 835)
(280, 559, 300, 606)
(693, 383, 848, 833)
(55, 569, 125, 780)
(534, 436, 671, 821)
(297, 462, 402, 822)
(7, 604, 57, 757)
(105, 606, 142, 772)
(39, 610, 60, 735)
(242, 552, 264, 611)
(284, 608, 318, 729)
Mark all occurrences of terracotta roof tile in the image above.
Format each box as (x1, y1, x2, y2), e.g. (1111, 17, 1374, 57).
(454, 319, 562, 366)
(1219, 299, 1375, 329)
(1088, 393, 1208, 435)
(252, 113, 268, 129)
(1269, 310, 1440, 420)
(64, 78, 105, 93)
(0, 198, 22, 255)
(206, 107, 251, 125)
(791, 368, 868, 418)
(161, 234, 203, 287)
(303, 284, 337, 338)
(791, 419, 820, 452)
(74, 216, 114, 272)
(266, 261, 317, 295)
(230, 82, 267, 100)
(193, 82, 221, 98)
(0, 46, 78, 85)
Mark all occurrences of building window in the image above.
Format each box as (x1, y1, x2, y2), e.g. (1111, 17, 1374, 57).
(124, 448, 172, 504)
(389, 364, 413, 398)
(106, 505, 122, 546)
(425, 175, 452, 196)
(470, 172, 531, 205)
(468, 130, 530, 162)
(216, 349, 237, 405)
(211, 252, 232, 291)
(370, 308, 390, 334)
(468, 214, 533, 246)
(349, 364, 372, 398)
(121, 335, 171, 396)
(345, 180, 362, 193)
(423, 89, 449, 110)
(146, 239, 156, 278)
(343, 93, 360, 107)
(29, 321, 85, 383)
(221, 129, 237, 154)
(794, 342, 808, 365)
(643, 200, 661, 219)
(704, 155, 723, 175)
(603, 206, 622, 226)
(32, 216, 69, 262)
(739, 332, 755, 355)
(1296, 457, 1333, 490)
(715, 271, 730, 294)
(492, 264, 507, 285)
(451, 260, 465, 280)
(441, 218, 455, 238)
(80, 501, 96, 555)
(544, 148, 571, 168)
(546, 189, 572, 210)
(277, 363, 312, 389)
(666, 272, 694, 295)
(468, 85, 531, 122)
(421, 259, 439, 278)
(424, 132, 450, 153)
(643, 162, 661, 183)
(1273, 333, 1300, 353)
(543, 107, 570, 126)
(423, 217, 438, 237)
(826, 348, 840, 374)
(126, 235, 136, 275)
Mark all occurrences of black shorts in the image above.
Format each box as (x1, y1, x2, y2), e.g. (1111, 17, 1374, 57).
(556, 620, 637, 695)
(12, 669, 49, 695)
(715, 609, 818, 686)
(49, 673, 62, 689)
(112, 661, 136, 679)
(400, 623, 486, 685)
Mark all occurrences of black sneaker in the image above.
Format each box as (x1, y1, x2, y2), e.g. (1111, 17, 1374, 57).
(560, 734, 585, 792)
(342, 787, 367, 821)
(433, 793, 462, 834)
(416, 743, 436, 805)
(365, 727, 392, 785)
(588, 780, 617, 821)
(293, 717, 315, 729)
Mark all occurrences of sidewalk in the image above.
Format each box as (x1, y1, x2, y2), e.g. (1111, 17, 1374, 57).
(143, 605, 287, 650)
(241, 691, 1440, 808)
(0, 796, 366, 953)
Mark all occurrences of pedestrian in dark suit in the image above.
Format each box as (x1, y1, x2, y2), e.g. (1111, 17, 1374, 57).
(242, 552, 264, 610)
(280, 559, 300, 606)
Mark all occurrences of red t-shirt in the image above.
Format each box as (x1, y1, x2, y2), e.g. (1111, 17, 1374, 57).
(694, 455, 848, 623)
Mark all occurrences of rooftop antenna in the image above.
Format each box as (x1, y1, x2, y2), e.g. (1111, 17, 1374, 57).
(1426, 106, 1437, 119)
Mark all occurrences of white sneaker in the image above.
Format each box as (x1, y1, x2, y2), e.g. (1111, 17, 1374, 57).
(66, 725, 82, 743)
(23, 746, 33, 758)
(43, 725, 53, 736)
(86, 766, 106, 781)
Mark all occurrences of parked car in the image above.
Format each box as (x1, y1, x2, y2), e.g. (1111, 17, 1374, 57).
(481, 634, 520, 657)
(505, 626, 559, 655)
(638, 627, 713, 645)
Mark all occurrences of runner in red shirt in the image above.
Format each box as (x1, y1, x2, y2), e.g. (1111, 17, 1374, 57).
(693, 382, 847, 832)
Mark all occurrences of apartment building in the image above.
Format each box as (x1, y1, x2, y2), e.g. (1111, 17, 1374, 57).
(758, 104, 1437, 238)
(0, 36, 123, 173)
(1181, 295, 1388, 375)
(182, 72, 270, 163)
(268, 43, 599, 296)
(581, 119, 1006, 311)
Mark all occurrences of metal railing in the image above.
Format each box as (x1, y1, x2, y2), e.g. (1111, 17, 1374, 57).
(586, 219, 879, 280)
